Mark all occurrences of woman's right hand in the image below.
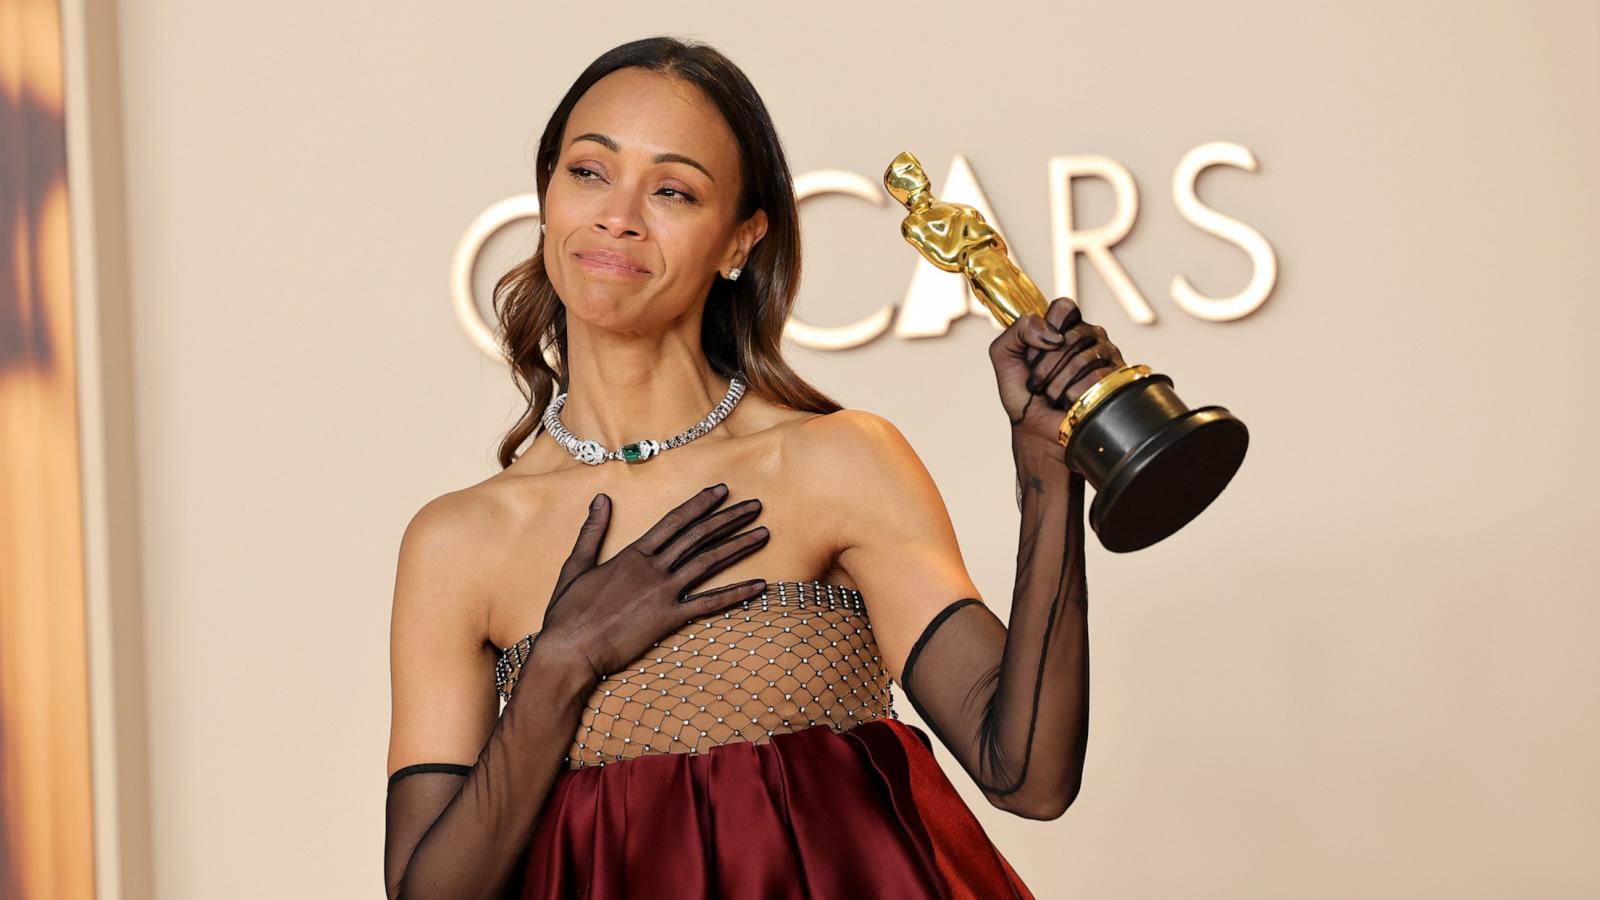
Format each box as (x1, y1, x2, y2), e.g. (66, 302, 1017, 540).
(536, 482, 770, 682)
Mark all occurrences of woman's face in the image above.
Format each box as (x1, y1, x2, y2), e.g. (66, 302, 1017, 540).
(543, 67, 766, 331)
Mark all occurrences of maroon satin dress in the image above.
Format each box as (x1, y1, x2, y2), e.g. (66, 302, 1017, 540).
(497, 579, 1035, 899)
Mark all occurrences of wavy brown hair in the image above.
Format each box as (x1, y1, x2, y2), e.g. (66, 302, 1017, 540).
(491, 36, 842, 469)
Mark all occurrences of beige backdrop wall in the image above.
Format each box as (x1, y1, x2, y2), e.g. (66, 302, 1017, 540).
(77, 0, 1599, 897)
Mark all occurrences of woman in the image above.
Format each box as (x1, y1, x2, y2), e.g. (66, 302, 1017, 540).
(385, 36, 1124, 899)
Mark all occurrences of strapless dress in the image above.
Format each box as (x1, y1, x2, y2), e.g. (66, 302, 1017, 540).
(494, 579, 1035, 899)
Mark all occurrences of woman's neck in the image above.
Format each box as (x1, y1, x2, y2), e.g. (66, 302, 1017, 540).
(556, 330, 737, 452)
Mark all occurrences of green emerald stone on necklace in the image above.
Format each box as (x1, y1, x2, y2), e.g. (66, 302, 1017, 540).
(621, 442, 646, 462)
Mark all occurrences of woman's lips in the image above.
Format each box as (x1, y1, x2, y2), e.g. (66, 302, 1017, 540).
(573, 250, 650, 276)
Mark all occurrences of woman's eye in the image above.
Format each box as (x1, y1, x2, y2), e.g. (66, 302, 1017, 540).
(565, 165, 695, 204)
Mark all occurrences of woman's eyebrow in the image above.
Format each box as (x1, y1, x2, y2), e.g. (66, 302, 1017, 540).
(568, 132, 715, 182)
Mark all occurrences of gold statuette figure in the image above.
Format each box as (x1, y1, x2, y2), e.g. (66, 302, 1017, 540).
(884, 152, 1048, 328)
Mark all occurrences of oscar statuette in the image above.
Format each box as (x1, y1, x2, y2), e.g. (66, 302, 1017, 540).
(884, 150, 1249, 552)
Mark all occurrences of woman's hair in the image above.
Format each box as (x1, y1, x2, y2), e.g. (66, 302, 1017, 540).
(490, 35, 842, 469)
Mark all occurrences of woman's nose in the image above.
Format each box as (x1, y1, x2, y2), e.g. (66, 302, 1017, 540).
(593, 186, 646, 238)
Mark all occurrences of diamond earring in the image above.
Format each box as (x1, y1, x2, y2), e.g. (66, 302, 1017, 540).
(727, 266, 742, 281)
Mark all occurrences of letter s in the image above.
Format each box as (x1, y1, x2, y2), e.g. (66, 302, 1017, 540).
(1171, 142, 1277, 321)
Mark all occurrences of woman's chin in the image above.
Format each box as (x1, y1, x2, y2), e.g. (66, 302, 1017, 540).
(563, 288, 652, 328)
(555, 272, 634, 302)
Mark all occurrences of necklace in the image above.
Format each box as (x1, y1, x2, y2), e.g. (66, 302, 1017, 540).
(541, 374, 747, 465)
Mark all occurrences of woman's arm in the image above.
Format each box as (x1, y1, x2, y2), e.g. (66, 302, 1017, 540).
(899, 430, 1088, 820)
(384, 494, 602, 900)
(818, 411, 1088, 821)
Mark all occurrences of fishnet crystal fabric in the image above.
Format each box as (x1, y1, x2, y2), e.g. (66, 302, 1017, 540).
(496, 580, 899, 769)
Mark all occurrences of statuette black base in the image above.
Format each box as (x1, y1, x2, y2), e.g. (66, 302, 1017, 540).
(1068, 374, 1249, 553)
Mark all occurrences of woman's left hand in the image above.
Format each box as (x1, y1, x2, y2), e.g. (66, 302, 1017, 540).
(988, 296, 1128, 453)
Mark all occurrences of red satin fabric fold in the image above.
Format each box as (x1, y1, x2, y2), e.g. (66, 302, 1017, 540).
(521, 717, 1035, 899)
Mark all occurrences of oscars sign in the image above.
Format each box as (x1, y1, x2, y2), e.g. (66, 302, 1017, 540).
(451, 142, 1279, 357)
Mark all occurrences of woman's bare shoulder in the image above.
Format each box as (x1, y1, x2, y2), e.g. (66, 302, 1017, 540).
(785, 407, 942, 519)
(396, 474, 549, 607)
(776, 408, 920, 510)
(407, 472, 545, 544)
(785, 407, 910, 465)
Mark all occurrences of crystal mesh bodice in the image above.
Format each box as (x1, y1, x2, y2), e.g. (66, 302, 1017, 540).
(495, 580, 899, 770)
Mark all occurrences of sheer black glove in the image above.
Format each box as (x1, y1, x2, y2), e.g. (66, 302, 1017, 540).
(899, 297, 1121, 820)
(384, 483, 772, 899)
(538, 482, 773, 682)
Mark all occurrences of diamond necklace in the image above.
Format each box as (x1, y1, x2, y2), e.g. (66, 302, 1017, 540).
(541, 374, 747, 465)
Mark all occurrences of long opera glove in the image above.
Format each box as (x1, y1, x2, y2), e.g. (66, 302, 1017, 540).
(899, 434, 1090, 820)
(385, 485, 770, 898)
(383, 641, 599, 900)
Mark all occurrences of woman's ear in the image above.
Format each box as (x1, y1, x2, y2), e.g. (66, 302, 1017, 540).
(728, 209, 768, 270)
